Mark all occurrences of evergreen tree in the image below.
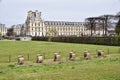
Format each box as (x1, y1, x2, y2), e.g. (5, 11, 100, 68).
(115, 19, 120, 36)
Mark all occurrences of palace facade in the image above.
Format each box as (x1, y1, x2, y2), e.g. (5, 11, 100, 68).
(25, 10, 86, 37)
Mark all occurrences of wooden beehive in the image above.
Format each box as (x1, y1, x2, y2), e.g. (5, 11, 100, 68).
(54, 53, 61, 61)
(18, 55, 24, 65)
(84, 51, 90, 59)
(69, 52, 76, 60)
(36, 54, 43, 63)
(98, 50, 104, 57)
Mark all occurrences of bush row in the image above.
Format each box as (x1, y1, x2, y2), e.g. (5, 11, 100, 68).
(32, 36, 120, 46)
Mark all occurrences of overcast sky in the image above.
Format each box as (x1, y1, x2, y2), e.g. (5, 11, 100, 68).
(0, 0, 120, 27)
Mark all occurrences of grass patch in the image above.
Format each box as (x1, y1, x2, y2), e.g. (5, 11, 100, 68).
(0, 41, 120, 80)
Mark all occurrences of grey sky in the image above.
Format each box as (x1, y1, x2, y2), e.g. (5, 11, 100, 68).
(0, 0, 120, 27)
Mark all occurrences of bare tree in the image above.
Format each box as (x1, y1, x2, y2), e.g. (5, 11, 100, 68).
(115, 19, 120, 36)
(46, 29, 58, 37)
(0, 32, 2, 36)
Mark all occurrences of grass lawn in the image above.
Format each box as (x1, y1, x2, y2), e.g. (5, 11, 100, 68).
(0, 41, 120, 80)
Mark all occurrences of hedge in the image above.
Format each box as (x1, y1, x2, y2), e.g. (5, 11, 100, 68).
(32, 36, 120, 46)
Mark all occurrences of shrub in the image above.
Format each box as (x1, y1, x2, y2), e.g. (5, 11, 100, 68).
(32, 36, 120, 46)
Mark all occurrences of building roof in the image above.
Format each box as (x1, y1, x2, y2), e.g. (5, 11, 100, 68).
(44, 21, 85, 26)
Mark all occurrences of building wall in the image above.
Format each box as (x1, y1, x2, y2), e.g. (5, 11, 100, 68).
(25, 10, 45, 36)
(44, 21, 86, 37)
(25, 10, 86, 37)
(11, 25, 21, 36)
(11, 24, 25, 36)
(0, 23, 7, 36)
(20, 24, 26, 36)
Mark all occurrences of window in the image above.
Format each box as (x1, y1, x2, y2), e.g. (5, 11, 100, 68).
(32, 23, 33, 26)
(38, 23, 40, 26)
(35, 23, 37, 26)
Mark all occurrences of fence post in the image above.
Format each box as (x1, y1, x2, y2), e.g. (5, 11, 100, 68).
(96, 49, 98, 56)
(9, 54, 11, 62)
(28, 53, 29, 61)
(44, 53, 46, 59)
(107, 48, 109, 55)
(119, 48, 120, 53)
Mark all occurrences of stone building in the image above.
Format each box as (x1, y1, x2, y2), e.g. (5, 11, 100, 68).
(44, 21, 86, 37)
(25, 10, 45, 36)
(11, 24, 25, 36)
(25, 10, 86, 37)
(0, 23, 7, 36)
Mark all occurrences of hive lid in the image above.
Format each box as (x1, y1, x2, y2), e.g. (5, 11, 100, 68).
(70, 52, 73, 54)
(97, 50, 102, 52)
(18, 55, 23, 57)
(37, 54, 42, 56)
(84, 51, 88, 53)
(54, 53, 58, 54)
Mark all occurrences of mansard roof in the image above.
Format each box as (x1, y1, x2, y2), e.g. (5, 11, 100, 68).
(0, 23, 7, 28)
(44, 21, 85, 26)
(26, 10, 42, 22)
(11, 24, 25, 29)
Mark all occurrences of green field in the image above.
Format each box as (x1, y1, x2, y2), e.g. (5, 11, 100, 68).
(0, 41, 120, 80)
